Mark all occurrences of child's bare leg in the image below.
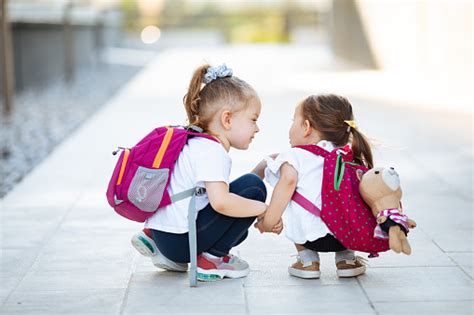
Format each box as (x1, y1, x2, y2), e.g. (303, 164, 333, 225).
(295, 244, 306, 251)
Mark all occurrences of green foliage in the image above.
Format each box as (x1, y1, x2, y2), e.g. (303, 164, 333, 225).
(119, 1, 317, 43)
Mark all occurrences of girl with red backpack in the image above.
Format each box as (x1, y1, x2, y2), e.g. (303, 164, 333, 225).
(253, 94, 374, 279)
(129, 64, 281, 282)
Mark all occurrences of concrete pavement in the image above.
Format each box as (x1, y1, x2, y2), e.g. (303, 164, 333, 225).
(1, 44, 472, 314)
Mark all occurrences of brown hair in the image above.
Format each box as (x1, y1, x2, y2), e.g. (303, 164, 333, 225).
(183, 64, 258, 131)
(300, 94, 374, 169)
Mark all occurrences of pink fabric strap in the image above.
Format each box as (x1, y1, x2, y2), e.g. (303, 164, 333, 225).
(294, 145, 328, 158)
(291, 191, 321, 217)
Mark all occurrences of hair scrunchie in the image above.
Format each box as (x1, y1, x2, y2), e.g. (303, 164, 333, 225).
(203, 64, 233, 84)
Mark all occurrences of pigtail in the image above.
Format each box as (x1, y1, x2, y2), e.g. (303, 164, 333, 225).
(183, 64, 211, 127)
(351, 128, 374, 169)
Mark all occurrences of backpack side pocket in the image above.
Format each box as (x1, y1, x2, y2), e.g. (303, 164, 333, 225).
(128, 166, 169, 212)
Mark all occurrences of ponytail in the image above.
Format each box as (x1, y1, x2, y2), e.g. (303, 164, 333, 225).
(351, 128, 373, 169)
(183, 64, 211, 127)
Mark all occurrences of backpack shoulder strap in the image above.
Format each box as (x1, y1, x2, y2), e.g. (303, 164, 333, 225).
(294, 145, 329, 158)
(292, 191, 321, 217)
(186, 131, 220, 143)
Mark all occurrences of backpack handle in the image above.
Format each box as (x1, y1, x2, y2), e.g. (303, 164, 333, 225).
(334, 154, 362, 191)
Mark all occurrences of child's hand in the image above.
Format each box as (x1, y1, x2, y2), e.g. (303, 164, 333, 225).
(254, 218, 265, 233)
(271, 219, 283, 235)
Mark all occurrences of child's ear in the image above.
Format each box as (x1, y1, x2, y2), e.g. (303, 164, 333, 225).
(303, 120, 312, 137)
(221, 110, 232, 130)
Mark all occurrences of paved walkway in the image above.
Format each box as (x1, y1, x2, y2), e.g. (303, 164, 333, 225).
(1, 45, 473, 314)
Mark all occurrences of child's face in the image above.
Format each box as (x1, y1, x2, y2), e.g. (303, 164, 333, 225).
(289, 105, 306, 147)
(228, 97, 261, 150)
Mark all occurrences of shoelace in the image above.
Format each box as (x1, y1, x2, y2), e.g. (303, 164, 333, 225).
(343, 256, 369, 267)
(290, 254, 317, 267)
(224, 254, 243, 264)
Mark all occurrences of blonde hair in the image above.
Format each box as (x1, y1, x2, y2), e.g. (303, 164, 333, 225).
(183, 64, 258, 131)
(300, 94, 374, 169)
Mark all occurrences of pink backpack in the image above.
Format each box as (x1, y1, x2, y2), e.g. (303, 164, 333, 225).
(106, 125, 218, 287)
(291, 145, 389, 257)
(106, 126, 217, 222)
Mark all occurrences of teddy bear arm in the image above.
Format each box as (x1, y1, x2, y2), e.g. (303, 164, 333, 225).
(407, 218, 417, 229)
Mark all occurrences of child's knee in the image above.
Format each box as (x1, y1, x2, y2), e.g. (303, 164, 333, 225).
(244, 173, 267, 201)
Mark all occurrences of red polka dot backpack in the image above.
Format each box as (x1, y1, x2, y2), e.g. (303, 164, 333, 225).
(291, 145, 389, 257)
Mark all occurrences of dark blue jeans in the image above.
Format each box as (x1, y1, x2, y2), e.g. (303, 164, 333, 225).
(151, 173, 267, 263)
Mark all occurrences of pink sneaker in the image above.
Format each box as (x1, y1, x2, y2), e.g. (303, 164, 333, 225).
(197, 254, 250, 281)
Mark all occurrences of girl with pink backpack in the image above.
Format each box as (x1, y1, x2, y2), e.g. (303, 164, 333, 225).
(253, 94, 376, 279)
(128, 64, 281, 282)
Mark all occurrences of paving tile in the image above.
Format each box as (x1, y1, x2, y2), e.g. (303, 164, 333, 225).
(428, 229, 473, 253)
(244, 253, 359, 287)
(1, 289, 125, 314)
(359, 266, 473, 302)
(366, 230, 455, 268)
(123, 271, 246, 314)
(245, 284, 374, 314)
(0, 226, 54, 249)
(373, 301, 474, 314)
(0, 275, 22, 305)
(124, 304, 248, 314)
(447, 252, 474, 279)
(0, 249, 38, 276)
(13, 269, 131, 292)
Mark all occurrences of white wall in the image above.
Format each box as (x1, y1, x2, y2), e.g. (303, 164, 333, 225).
(356, 0, 472, 91)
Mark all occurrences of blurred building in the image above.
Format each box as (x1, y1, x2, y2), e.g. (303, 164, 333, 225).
(1, 0, 122, 94)
(332, 0, 472, 110)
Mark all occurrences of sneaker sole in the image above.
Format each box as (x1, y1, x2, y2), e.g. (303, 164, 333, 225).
(131, 233, 158, 257)
(197, 267, 249, 282)
(337, 265, 366, 278)
(288, 266, 321, 279)
(151, 254, 188, 272)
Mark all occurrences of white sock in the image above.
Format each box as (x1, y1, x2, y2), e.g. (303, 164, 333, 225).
(335, 249, 355, 263)
(298, 249, 320, 263)
(203, 252, 223, 260)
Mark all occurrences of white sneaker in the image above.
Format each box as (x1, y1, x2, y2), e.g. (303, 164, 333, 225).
(151, 252, 188, 272)
(288, 258, 321, 279)
(336, 256, 367, 278)
(131, 229, 159, 257)
(197, 253, 250, 281)
(131, 229, 188, 272)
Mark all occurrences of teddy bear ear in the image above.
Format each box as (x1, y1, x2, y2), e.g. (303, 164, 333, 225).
(356, 169, 364, 181)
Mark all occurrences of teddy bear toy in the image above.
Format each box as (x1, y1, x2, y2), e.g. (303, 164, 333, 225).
(357, 167, 416, 255)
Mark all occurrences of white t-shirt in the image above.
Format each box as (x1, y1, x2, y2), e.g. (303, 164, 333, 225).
(264, 140, 334, 244)
(145, 137, 231, 233)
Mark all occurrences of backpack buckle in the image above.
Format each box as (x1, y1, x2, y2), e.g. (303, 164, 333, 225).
(187, 125, 203, 133)
(337, 145, 351, 155)
(195, 187, 206, 196)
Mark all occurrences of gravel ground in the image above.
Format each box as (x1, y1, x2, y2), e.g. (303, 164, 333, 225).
(0, 63, 143, 198)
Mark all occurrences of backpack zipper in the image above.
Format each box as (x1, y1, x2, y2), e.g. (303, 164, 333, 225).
(112, 146, 128, 155)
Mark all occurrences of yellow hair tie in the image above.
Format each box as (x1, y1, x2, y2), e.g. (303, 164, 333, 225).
(344, 120, 357, 132)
